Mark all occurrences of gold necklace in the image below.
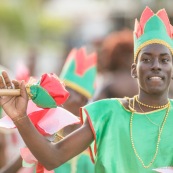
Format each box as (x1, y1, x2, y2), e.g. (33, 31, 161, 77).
(124, 96, 136, 112)
(137, 102, 161, 129)
(130, 97, 170, 169)
(135, 95, 169, 109)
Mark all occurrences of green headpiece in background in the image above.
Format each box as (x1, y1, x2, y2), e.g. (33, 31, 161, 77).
(134, 6, 173, 62)
(60, 47, 97, 98)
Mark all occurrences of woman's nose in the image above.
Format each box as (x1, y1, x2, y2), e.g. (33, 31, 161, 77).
(151, 59, 161, 71)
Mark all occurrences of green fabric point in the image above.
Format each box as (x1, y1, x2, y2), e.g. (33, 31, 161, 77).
(144, 15, 167, 33)
(30, 85, 57, 108)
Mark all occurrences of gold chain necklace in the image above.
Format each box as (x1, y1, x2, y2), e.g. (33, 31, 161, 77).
(137, 101, 161, 129)
(130, 97, 170, 168)
(135, 95, 169, 109)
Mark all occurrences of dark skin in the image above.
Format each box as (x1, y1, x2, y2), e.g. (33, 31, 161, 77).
(61, 87, 88, 136)
(63, 87, 88, 117)
(0, 133, 6, 168)
(0, 43, 172, 170)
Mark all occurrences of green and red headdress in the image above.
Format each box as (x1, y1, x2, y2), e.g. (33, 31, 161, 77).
(134, 6, 173, 62)
(60, 47, 97, 98)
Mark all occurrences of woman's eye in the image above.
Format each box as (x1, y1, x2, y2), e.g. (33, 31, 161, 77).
(162, 58, 169, 63)
(142, 58, 151, 62)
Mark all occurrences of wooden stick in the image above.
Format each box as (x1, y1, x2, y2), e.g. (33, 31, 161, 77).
(0, 89, 20, 96)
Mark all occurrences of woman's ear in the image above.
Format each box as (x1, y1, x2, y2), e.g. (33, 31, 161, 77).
(131, 63, 137, 78)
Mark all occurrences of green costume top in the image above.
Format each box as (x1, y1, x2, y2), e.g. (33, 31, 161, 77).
(80, 98, 173, 173)
(54, 150, 94, 173)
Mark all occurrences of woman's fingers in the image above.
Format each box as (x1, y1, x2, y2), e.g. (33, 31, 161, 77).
(1, 71, 13, 89)
(0, 71, 28, 100)
(12, 80, 20, 89)
(20, 81, 28, 100)
(0, 76, 5, 89)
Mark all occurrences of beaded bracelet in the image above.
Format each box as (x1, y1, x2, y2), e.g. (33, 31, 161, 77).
(12, 115, 28, 123)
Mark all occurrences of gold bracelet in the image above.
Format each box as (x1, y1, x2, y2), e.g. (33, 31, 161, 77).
(12, 115, 28, 123)
(54, 133, 64, 142)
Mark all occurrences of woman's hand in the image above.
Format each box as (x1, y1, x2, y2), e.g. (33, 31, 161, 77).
(0, 71, 28, 119)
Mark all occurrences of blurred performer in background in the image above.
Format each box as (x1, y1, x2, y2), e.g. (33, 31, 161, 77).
(0, 65, 15, 169)
(0, 63, 33, 173)
(93, 29, 138, 101)
(54, 47, 96, 173)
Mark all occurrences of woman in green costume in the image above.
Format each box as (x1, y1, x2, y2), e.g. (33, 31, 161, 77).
(0, 6, 173, 173)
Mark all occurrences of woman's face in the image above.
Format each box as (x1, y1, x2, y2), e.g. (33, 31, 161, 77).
(131, 44, 173, 95)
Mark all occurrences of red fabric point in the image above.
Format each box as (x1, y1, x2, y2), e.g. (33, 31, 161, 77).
(140, 6, 154, 34)
(75, 48, 97, 76)
(134, 19, 142, 38)
(170, 24, 173, 38)
(75, 47, 86, 76)
(157, 9, 172, 37)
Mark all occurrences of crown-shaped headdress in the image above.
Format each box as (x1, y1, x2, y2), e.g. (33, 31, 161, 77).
(60, 47, 97, 98)
(134, 6, 173, 62)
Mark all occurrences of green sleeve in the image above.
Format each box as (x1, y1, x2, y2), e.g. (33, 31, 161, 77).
(80, 98, 118, 163)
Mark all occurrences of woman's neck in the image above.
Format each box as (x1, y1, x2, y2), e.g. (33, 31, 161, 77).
(138, 91, 169, 107)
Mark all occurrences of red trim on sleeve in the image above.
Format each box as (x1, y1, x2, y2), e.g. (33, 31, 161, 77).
(36, 162, 44, 173)
(80, 107, 97, 163)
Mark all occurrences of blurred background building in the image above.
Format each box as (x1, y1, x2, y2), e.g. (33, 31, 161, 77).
(0, 0, 172, 77)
